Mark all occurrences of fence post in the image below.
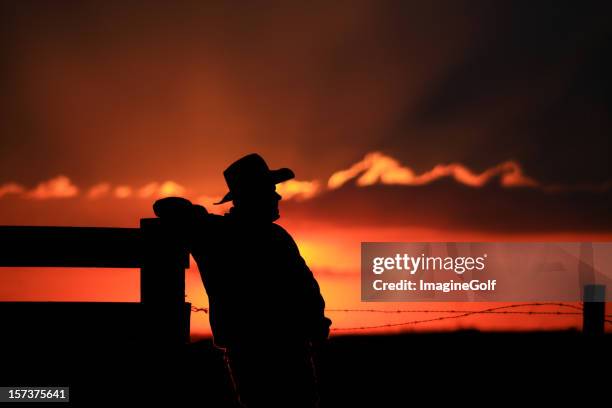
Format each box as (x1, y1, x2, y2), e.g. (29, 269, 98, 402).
(140, 218, 191, 346)
(582, 284, 605, 335)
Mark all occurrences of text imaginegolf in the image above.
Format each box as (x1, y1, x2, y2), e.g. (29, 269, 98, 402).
(372, 279, 497, 292)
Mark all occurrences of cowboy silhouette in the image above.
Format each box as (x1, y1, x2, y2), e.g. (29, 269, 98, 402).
(153, 153, 331, 407)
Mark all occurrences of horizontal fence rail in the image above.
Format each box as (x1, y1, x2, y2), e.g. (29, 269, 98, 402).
(0, 226, 143, 267)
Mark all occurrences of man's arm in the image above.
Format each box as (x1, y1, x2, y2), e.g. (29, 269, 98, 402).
(295, 254, 332, 342)
(274, 225, 332, 342)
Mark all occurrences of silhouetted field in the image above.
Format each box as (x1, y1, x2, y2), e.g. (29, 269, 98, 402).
(1, 330, 609, 406)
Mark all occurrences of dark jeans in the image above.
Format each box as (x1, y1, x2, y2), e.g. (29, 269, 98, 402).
(224, 341, 320, 408)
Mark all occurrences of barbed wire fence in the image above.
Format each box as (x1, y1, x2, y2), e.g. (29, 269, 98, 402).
(190, 302, 612, 332)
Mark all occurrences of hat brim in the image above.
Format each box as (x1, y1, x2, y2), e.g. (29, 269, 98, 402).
(214, 167, 295, 205)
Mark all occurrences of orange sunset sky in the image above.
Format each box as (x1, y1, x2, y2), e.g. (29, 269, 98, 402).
(1, 1, 611, 337)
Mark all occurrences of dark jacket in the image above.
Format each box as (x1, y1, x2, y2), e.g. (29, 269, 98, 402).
(154, 198, 331, 348)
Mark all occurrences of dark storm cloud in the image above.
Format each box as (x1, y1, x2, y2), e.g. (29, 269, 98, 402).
(382, 1, 612, 184)
(412, 1, 606, 123)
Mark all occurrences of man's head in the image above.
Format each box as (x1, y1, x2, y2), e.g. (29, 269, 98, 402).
(215, 153, 294, 222)
(232, 183, 283, 222)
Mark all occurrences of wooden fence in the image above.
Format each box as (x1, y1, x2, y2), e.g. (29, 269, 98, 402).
(0, 218, 190, 347)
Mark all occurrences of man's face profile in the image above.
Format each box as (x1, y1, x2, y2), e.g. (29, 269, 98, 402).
(233, 184, 282, 222)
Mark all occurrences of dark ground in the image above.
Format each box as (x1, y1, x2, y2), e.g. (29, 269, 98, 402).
(1, 330, 609, 407)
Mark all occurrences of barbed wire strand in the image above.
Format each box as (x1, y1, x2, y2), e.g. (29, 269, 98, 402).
(191, 306, 209, 313)
(327, 302, 586, 314)
(190, 303, 612, 331)
(330, 304, 612, 331)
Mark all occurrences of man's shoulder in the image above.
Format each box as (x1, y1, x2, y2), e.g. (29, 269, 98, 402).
(270, 223, 299, 247)
(270, 222, 290, 236)
(206, 213, 226, 223)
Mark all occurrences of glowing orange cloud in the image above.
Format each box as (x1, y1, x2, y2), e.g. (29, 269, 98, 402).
(138, 181, 186, 198)
(0, 183, 25, 198)
(113, 185, 133, 199)
(5, 152, 603, 206)
(89, 181, 187, 200)
(26, 175, 79, 199)
(276, 179, 321, 201)
(87, 183, 112, 199)
(328, 152, 538, 189)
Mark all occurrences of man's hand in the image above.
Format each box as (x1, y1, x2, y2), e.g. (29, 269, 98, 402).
(311, 317, 332, 348)
(154, 197, 210, 220)
(153, 197, 195, 219)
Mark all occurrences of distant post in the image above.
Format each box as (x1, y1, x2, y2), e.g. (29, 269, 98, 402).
(140, 218, 191, 345)
(582, 284, 606, 335)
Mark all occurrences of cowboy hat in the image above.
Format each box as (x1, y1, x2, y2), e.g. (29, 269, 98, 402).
(214, 153, 294, 205)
